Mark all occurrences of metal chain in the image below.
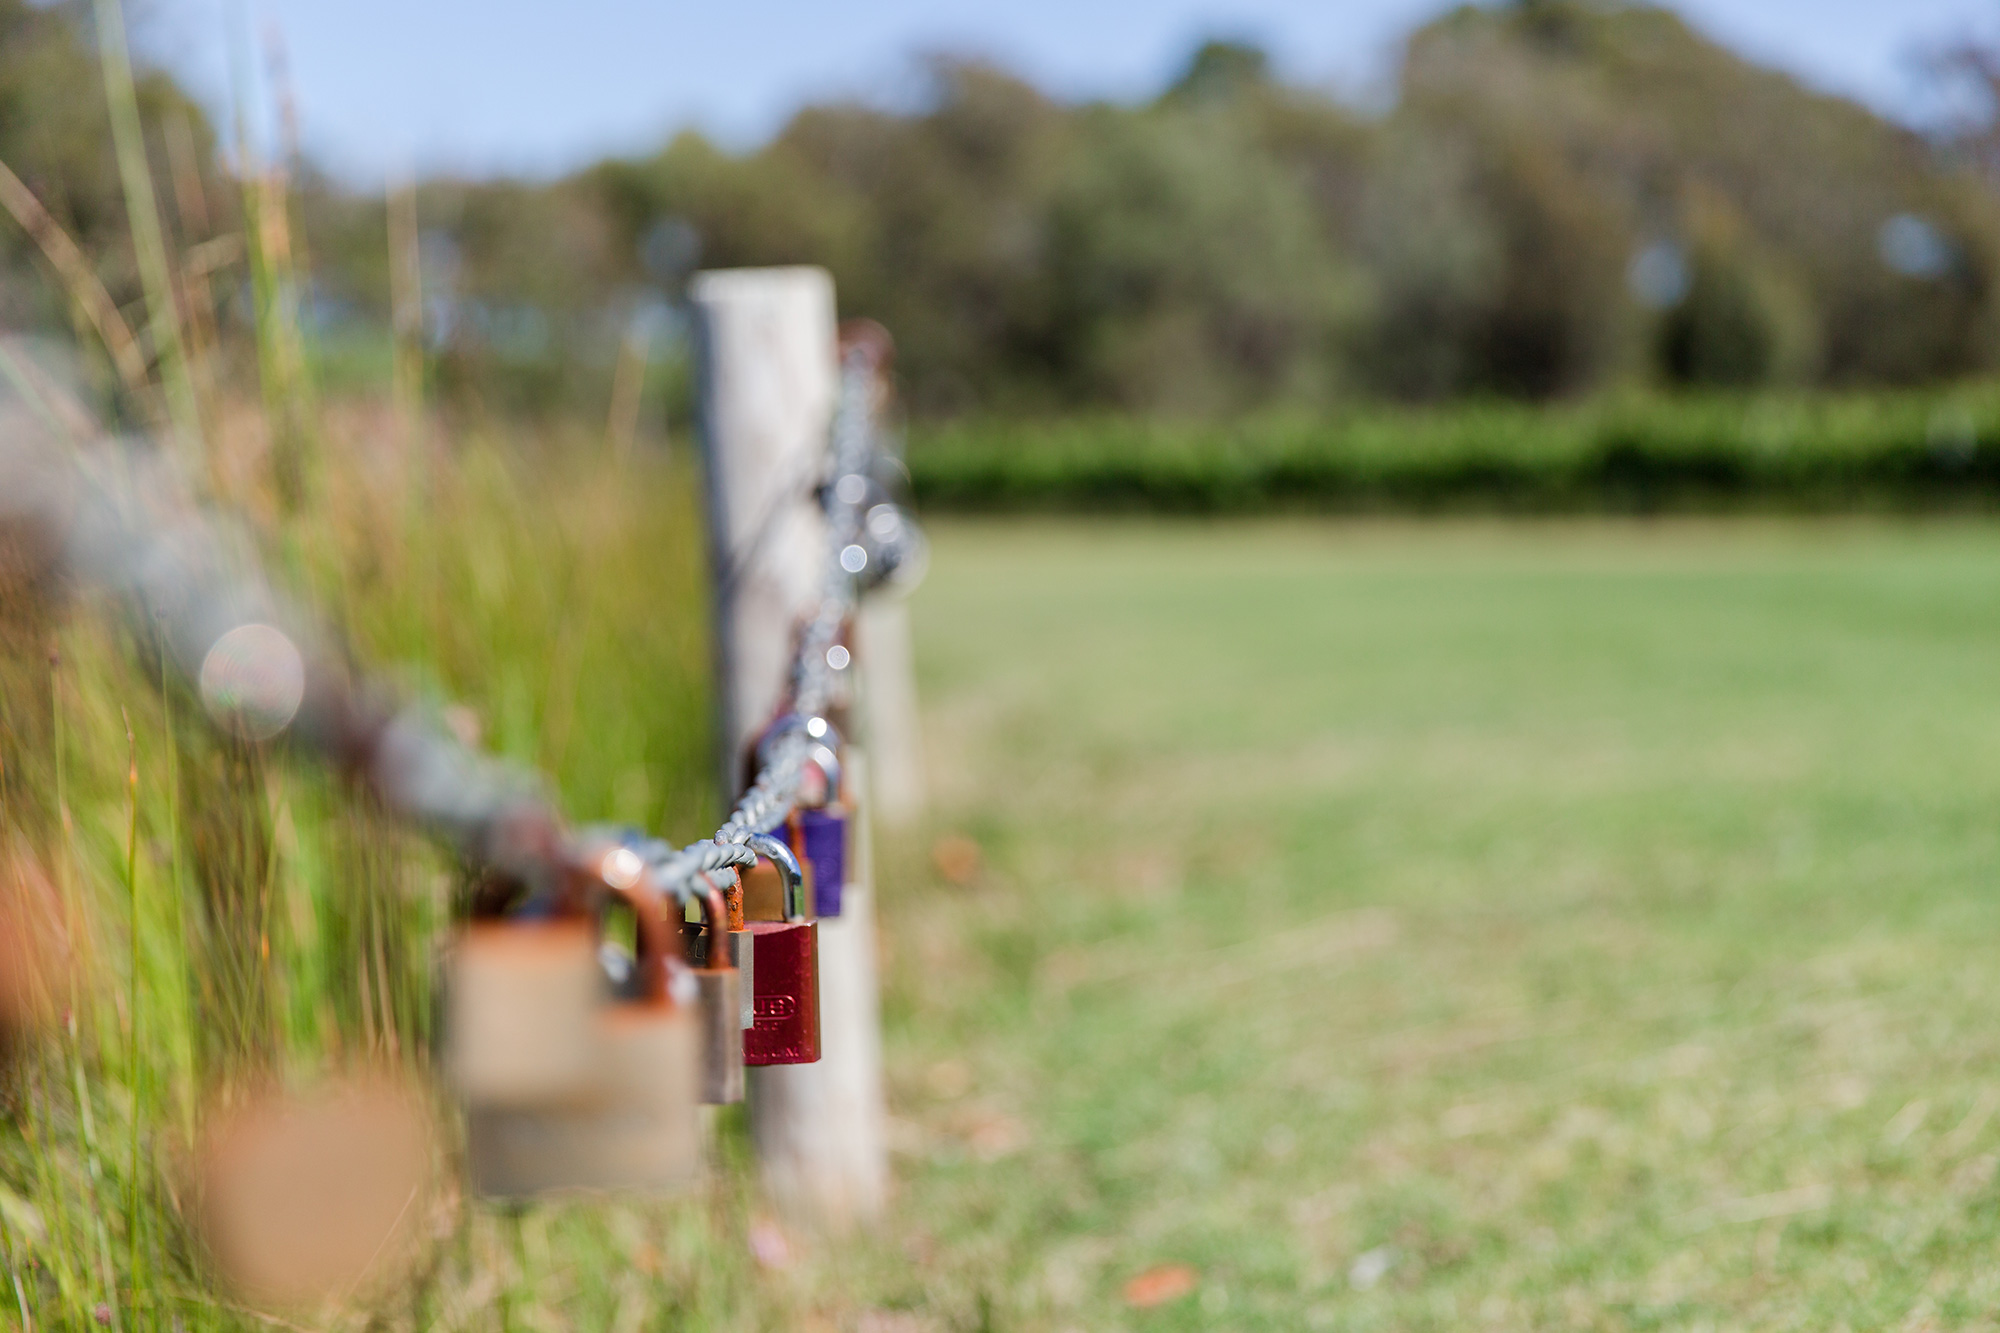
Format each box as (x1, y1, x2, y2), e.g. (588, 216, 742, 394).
(0, 338, 921, 910)
(647, 337, 922, 898)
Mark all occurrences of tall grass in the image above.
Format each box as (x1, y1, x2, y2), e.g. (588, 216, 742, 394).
(0, 6, 796, 1326)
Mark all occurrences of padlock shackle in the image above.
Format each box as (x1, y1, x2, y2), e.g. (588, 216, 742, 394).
(744, 833, 807, 922)
(721, 872, 745, 932)
(588, 850, 676, 1004)
(805, 742, 840, 807)
(695, 887, 733, 972)
(752, 712, 842, 809)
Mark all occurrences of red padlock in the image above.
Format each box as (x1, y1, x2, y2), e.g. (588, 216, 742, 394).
(741, 832, 821, 1065)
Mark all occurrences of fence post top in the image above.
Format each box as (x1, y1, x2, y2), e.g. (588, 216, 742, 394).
(689, 266, 835, 304)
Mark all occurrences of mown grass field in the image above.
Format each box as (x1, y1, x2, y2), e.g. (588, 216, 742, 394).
(860, 518, 2000, 1330)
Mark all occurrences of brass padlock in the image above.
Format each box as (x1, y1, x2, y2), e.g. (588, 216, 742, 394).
(741, 833, 821, 1066)
(444, 914, 602, 1109)
(465, 850, 701, 1199)
(692, 886, 744, 1104)
(741, 838, 814, 922)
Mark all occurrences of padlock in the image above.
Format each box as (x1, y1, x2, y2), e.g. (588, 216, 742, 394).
(194, 1079, 433, 1306)
(797, 807, 848, 918)
(716, 867, 755, 1030)
(444, 915, 602, 1108)
(684, 869, 756, 1031)
(691, 886, 744, 1104)
(740, 840, 816, 924)
(464, 850, 701, 1198)
(760, 714, 848, 918)
(741, 832, 821, 1066)
(739, 852, 788, 922)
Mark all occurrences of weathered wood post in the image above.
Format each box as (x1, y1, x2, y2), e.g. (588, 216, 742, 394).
(691, 266, 888, 1229)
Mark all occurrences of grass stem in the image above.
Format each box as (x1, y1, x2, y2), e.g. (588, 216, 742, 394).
(91, 0, 202, 454)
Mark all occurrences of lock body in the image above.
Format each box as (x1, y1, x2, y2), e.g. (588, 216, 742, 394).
(694, 966, 745, 1103)
(798, 808, 848, 918)
(465, 1006, 700, 1198)
(727, 928, 755, 1029)
(445, 920, 602, 1107)
(743, 920, 821, 1065)
(687, 887, 746, 1104)
(685, 920, 756, 1031)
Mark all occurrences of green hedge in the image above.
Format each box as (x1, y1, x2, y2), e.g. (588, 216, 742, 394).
(906, 389, 2000, 513)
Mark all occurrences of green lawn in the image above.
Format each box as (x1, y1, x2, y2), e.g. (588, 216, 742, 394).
(862, 519, 2000, 1331)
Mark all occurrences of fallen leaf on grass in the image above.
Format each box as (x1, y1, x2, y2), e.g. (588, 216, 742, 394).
(960, 1110, 1027, 1161)
(931, 835, 982, 886)
(926, 1058, 972, 1099)
(1123, 1264, 1198, 1308)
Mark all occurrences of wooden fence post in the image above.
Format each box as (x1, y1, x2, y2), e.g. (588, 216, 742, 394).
(691, 266, 888, 1229)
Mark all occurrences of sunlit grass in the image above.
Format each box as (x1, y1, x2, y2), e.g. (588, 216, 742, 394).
(0, 404, 749, 1327)
(863, 519, 2000, 1330)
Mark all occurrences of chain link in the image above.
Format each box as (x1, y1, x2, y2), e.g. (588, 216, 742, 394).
(0, 336, 921, 910)
(648, 338, 919, 899)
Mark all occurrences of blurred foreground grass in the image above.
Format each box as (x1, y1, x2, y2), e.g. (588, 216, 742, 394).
(0, 410, 774, 1328)
(864, 519, 2000, 1330)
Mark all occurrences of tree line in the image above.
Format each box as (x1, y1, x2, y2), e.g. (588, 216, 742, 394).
(6, 0, 2000, 421)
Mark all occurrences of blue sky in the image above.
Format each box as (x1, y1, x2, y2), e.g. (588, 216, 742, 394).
(142, 0, 2000, 185)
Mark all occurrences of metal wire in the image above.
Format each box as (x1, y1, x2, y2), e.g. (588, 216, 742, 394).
(0, 340, 921, 912)
(2, 429, 570, 901)
(651, 337, 920, 896)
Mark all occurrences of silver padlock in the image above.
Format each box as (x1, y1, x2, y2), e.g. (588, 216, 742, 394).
(710, 867, 755, 1031)
(723, 871, 755, 1030)
(692, 886, 744, 1105)
(464, 849, 701, 1199)
(683, 868, 754, 1031)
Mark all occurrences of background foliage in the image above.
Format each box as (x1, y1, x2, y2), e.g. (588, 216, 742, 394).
(8, 1, 2000, 428)
(329, 2, 2000, 417)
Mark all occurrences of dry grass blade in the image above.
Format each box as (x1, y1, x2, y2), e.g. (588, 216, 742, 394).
(0, 156, 151, 404)
(91, 0, 200, 448)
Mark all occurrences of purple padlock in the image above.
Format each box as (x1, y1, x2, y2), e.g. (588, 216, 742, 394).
(798, 808, 848, 917)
